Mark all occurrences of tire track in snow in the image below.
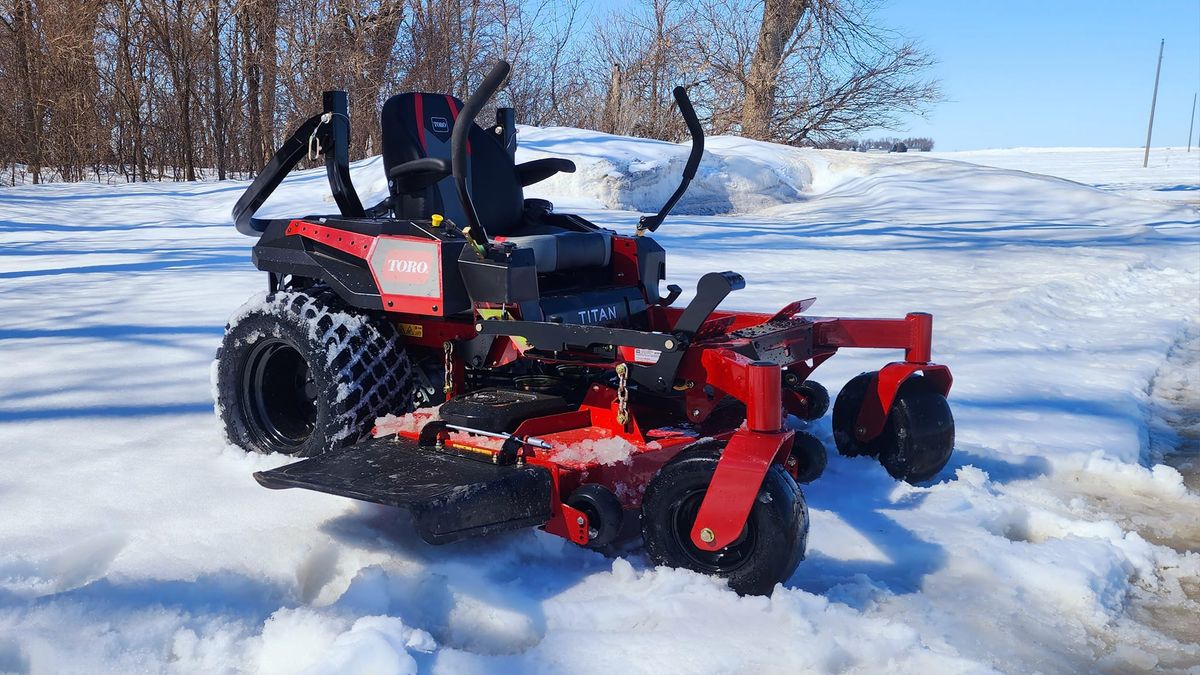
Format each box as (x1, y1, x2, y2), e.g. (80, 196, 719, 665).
(1043, 318, 1200, 672)
(1149, 322, 1200, 492)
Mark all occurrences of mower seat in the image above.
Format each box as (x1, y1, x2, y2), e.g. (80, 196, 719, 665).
(381, 93, 609, 273)
(493, 223, 611, 273)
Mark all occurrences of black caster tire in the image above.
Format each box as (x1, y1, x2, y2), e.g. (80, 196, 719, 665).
(214, 289, 417, 457)
(788, 431, 828, 483)
(874, 377, 955, 483)
(832, 372, 877, 457)
(566, 484, 624, 548)
(784, 375, 829, 421)
(640, 448, 809, 596)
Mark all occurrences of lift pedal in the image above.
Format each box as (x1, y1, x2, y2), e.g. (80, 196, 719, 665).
(253, 436, 553, 544)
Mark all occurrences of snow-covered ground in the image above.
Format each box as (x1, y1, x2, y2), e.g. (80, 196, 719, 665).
(1, 131, 1198, 673)
(930, 147, 1200, 205)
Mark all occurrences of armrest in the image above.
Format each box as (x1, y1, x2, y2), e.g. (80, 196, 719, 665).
(515, 157, 576, 187)
(388, 157, 452, 195)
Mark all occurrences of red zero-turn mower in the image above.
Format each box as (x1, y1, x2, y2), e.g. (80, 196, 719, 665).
(215, 61, 955, 595)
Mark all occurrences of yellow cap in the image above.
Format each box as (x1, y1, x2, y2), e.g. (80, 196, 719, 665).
(431, 214, 443, 228)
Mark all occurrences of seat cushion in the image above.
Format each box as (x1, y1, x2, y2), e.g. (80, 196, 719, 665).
(494, 223, 612, 273)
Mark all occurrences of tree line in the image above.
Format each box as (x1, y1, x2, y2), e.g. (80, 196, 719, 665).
(822, 136, 935, 151)
(0, 0, 940, 185)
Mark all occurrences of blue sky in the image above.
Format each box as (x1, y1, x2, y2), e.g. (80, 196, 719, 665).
(593, 0, 1200, 150)
(871, 0, 1200, 149)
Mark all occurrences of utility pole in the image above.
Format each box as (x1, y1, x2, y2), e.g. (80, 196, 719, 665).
(1188, 92, 1196, 153)
(1143, 39, 1164, 168)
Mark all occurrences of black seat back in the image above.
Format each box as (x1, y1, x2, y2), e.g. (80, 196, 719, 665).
(381, 93, 525, 235)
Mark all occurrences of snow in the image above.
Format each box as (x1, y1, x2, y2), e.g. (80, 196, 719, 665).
(1, 128, 1198, 673)
(444, 431, 506, 452)
(1148, 324, 1200, 493)
(374, 408, 440, 438)
(548, 436, 639, 467)
(517, 126, 814, 214)
(929, 147, 1200, 205)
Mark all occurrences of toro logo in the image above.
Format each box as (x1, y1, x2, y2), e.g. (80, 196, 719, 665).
(380, 249, 435, 285)
(430, 116, 449, 133)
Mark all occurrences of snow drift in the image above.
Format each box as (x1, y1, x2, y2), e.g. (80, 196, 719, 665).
(1, 128, 1198, 673)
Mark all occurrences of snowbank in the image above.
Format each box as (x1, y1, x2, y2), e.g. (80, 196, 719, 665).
(517, 127, 814, 214)
(0, 130, 1197, 672)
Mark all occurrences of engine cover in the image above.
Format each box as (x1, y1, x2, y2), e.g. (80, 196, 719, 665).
(439, 388, 572, 433)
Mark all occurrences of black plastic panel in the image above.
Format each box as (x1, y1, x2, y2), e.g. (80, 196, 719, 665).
(458, 246, 540, 304)
(439, 388, 572, 433)
(539, 286, 646, 327)
(254, 436, 552, 544)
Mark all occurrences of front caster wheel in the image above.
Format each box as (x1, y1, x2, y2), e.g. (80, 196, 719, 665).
(640, 449, 809, 596)
(874, 377, 955, 483)
(832, 372, 877, 457)
(832, 372, 954, 483)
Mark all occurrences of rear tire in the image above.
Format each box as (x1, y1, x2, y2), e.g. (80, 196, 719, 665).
(214, 289, 417, 456)
(640, 448, 808, 596)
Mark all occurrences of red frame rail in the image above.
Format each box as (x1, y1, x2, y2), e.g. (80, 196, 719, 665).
(380, 301, 950, 553)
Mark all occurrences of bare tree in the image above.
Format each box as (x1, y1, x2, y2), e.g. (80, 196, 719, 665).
(587, 0, 692, 140)
(3, 0, 46, 183)
(0, 0, 940, 185)
(208, 0, 227, 179)
(741, 0, 810, 140)
(238, 0, 279, 167)
(689, 0, 940, 144)
(99, 0, 155, 181)
(484, 0, 583, 126)
(144, 0, 205, 179)
(781, 1, 940, 143)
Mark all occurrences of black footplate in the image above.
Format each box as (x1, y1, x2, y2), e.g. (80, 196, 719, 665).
(253, 436, 553, 544)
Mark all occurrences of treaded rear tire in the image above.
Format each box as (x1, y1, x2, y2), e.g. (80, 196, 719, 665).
(214, 289, 417, 456)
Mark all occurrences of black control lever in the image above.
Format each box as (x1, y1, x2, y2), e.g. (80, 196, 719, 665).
(638, 86, 705, 235)
(672, 272, 744, 336)
(452, 60, 511, 256)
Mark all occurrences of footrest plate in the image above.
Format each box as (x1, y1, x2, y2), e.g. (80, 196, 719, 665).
(254, 436, 553, 544)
